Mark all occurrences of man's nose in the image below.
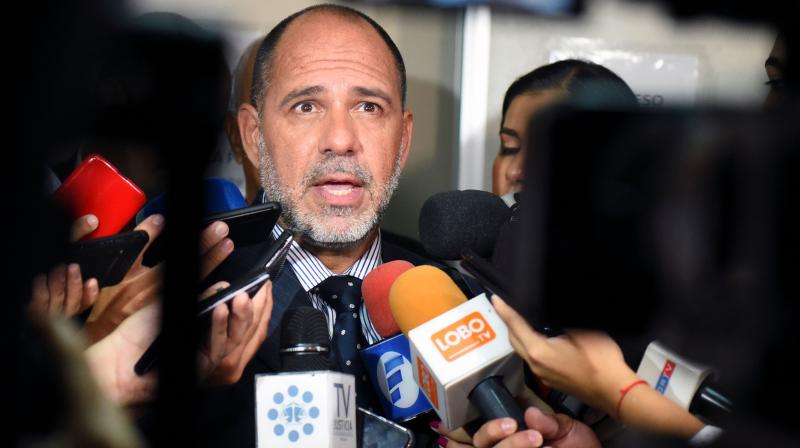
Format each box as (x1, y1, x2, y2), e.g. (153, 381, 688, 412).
(320, 106, 358, 155)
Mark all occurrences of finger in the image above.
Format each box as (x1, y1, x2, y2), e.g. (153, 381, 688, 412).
(243, 282, 273, 354)
(492, 295, 548, 353)
(47, 264, 67, 314)
(437, 437, 473, 448)
(523, 407, 560, 440)
(473, 418, 518, 448)
(69, 214, 98, 241)
(206, 303, 230, 366)
(237, 281, 273, 360)
(227, 293, 252, 347)
(507, 329, 531, 364)
(492, 430, 544, 448)
(199, 221, 229, 254)
(245, 281, 271, 337)
(133, 213, 165, 255)
(63, 263, 84, 316)
(201, 281, 230, 300)
(199, 238, 234, 279)
(81, 278, 99, 311)
(30, 274, 49, 315)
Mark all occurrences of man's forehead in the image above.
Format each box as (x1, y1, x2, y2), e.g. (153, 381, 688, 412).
(268, 12, 400, 97)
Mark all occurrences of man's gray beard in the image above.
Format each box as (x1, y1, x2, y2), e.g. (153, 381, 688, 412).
(257, 133, 402, 249)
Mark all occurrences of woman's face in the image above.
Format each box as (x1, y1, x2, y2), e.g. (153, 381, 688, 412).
(492, 90, 563, 197)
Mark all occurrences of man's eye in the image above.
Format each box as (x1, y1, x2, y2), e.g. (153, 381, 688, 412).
(295, 102, 315, 113)
(359, 102, 380, 113)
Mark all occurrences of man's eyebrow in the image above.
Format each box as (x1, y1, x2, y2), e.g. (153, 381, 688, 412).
(280, 85, 324, 107)
(353, 86, 393, 105)
(765, 56, 785, 70)
(500, 128, 520, 139)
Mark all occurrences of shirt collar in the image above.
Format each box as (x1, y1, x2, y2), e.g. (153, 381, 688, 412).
(270, 224, 382, 292)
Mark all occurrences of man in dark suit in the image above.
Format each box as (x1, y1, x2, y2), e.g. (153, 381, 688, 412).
(195, 4, 464, 447)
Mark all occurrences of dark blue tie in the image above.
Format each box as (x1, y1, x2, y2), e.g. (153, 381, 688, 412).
(315, 275, 373, 408)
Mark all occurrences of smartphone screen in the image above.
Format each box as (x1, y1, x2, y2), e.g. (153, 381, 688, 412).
(358, 407, 414, 448)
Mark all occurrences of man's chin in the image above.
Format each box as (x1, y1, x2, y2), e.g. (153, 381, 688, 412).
(299, 216, 377, 249)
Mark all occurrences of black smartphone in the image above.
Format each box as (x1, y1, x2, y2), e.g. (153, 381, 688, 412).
(195, 230, 293, 316)
(134, 230, 294, 376)
(203, 202, 282, 247)
(142, 202, 282, 267)
(66, 230, 148, 287)
(358, 406, 414, 448)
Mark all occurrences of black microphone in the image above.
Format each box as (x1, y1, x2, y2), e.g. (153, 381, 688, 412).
(418, 190, 511, 260)
(280, 307, 331, 372)
(419, 190, 515, 299)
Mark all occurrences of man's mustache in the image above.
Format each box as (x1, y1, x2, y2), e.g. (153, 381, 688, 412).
(302, 156, 373, 188)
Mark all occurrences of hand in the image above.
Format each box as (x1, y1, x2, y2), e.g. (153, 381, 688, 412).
(84, 214, 164, 343)
(28, 215, 100, 317)
(492, 295, 637, 415)
(431, 407, 599, 448)
(85, 301, 161, 405)
(198, 279, 273, 385)
(199, 220, 234, 279)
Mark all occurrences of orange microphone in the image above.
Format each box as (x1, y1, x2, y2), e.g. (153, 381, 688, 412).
(389, 265, 527, 431)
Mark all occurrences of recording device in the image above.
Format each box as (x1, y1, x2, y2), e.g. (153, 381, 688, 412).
(138, 182, 281, 266)
(202, 202, 282, 247)
(357, 406, 414, 448)
(133, 230, 293, 376)
(389, 265, 526, 430)
(637, 341, 732, 425)
(66, 229, 148, 287)
(52, 153, 146, 239)
(359, 261, 433, 422)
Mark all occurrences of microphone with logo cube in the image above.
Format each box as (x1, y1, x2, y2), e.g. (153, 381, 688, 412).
(389, 265, 527, 431)
(255, 307, 357, 448)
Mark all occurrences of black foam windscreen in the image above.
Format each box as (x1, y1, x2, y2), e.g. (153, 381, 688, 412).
(418, 190, 512, 260)
(280, 306, 331, 372)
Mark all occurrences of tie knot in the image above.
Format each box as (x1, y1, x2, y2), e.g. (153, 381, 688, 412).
(314, 275, 362, 313)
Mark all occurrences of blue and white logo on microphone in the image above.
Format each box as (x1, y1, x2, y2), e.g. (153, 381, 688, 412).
(266, 385, 319, 443)
(361, 334, 432, 421)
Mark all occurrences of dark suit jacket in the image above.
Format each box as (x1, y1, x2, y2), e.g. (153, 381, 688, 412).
(194, 231, 476, 447)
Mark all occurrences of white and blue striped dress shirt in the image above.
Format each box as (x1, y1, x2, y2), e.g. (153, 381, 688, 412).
(270, 225, 382, 345)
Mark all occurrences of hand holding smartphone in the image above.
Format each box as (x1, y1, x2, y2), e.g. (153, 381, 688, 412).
(134, 230, 294, 376)
(53, 154, 146, 240)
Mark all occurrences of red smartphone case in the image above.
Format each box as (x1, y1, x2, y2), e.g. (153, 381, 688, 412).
(53, 154, 146, 239)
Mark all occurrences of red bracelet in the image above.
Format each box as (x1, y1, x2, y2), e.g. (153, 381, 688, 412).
(615, 379, 648, 420)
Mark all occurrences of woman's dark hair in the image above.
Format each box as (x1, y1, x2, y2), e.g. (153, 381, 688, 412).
(501, 59, 637, 123)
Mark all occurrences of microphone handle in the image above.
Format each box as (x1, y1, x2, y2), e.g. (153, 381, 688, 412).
(468, 376, 527, 431)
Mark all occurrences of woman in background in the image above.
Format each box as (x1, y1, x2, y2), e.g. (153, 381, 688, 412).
(492, 59, 638, 205)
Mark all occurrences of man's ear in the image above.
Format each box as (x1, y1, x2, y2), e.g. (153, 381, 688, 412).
(224, 112, 244, 164)
(398, 109, 414, 170)
(237, 103, 261, 168)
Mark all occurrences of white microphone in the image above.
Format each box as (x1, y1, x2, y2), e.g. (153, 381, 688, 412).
(390, 265, 526, 431)
(637, 341, 732, 424)
(255, 307, 358, 448)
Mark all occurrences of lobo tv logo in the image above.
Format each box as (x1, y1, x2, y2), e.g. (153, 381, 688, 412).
(432, 312, 495, 362)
